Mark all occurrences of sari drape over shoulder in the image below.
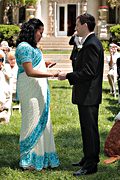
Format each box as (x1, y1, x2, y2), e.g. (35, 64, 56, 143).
(15, 42, 59, 170)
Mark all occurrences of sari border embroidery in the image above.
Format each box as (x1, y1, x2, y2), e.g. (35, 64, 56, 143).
(20, 151, 60, 170)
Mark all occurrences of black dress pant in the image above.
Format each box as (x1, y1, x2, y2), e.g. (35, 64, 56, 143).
(78, 104, 100, 168)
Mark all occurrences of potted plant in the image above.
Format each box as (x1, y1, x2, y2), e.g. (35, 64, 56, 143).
(25, 0, 37, 21)
(14, 0, 37, 7)
(25, 0, 37, 7)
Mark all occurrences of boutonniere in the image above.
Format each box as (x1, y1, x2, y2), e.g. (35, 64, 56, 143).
(78, 44, 83, 50)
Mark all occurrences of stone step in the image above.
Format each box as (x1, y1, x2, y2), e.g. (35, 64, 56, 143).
(41, 36, 71, 41)
(40, 40, 71, 44)
(42, 47, 72, 51)
(39, 37, 72, 50)
(43, 54, 71, 61)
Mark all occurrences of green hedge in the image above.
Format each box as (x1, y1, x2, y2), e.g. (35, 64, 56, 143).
(101, 40, 109, 52)
(100, 25, 120, 52)
(109, 24, 120, 44)
(0, 25, 20, 47)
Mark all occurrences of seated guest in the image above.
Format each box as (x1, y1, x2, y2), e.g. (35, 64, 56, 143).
(0, 41, 11, 63)
(0, 49, 5, 61)
(7, 52, 18, 101)
(0, 52, 12, 123)
(104, 112, 120, 164)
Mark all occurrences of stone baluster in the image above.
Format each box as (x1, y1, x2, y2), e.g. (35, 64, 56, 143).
(48, 2, 54, 36)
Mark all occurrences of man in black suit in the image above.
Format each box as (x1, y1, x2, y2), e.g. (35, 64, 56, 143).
(58, 13, 104, 176)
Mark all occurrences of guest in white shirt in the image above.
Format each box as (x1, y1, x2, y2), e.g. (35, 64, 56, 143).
(107, 43, 120, 95)
(7, 52, 18, 100)
(0, 40, 11, 63)
(0, 52, 12, 123)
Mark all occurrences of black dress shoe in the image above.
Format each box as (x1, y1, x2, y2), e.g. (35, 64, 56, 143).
(72, 158, 86, 167)
(73, 166, 97, 176)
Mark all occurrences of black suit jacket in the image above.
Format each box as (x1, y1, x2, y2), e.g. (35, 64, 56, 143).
(66, 33, 104, 105)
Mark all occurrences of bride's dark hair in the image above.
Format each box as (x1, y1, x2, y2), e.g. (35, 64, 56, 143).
(16, 18, 44, 48)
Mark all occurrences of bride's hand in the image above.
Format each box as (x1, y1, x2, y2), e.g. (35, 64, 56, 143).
(53, 70, 61, 77)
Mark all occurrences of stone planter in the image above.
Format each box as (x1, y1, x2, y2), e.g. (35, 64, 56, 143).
(26, 5, 35, 21)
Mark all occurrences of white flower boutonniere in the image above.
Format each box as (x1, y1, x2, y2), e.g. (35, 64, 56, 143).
(78, 44, 83, 49)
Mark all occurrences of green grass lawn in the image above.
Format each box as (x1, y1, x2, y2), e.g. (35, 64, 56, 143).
(42, 50, 71, 54)
(0, 81, 120, 180)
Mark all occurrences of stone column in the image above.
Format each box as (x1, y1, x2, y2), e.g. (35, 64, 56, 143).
(12, 6, 19, 24)
(87, 0, 100, 34)
(54, 1, 57, 37)
(87, 0, 99, 23)
(81, 0, 87, 14)
(35, 0, 42, 19)
(98, 5, 108, 39)
(77, 2, 80, 16)
(3, 5, 9, 24)
(48, 2, 54, 36)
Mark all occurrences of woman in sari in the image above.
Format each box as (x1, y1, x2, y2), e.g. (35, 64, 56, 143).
(15, 18, 60, 171)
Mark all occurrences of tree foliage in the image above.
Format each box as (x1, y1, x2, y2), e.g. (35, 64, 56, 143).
(4, 0, 37, 6)
(107, 0, 120, 8)
(110, 24, 120, 43)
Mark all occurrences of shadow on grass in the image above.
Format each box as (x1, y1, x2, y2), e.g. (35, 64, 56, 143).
(54, 127, 120, 177)
(0, 134, 20, 169)
(0, 128, 81, 172)
(105, 98, 120, 121)
(0, 128, 119, 178)
(102, 82, 120, 122)
(102, 88, 110, 94)
(52, 86, 72, 89)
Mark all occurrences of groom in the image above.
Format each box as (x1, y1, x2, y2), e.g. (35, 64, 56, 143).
(58, 13, 104, 176)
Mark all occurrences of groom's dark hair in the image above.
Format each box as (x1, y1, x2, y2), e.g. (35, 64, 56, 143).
(77, 13, 96, 32)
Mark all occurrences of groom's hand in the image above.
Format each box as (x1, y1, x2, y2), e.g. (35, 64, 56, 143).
(58, 72, 67, 80)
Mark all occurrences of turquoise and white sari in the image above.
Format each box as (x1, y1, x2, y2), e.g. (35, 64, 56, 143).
(15, 42, 59, 170)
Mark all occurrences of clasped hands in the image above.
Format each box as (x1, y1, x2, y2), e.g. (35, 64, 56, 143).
(52, 71, 67, 80)
(45, 61, 67, 80)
